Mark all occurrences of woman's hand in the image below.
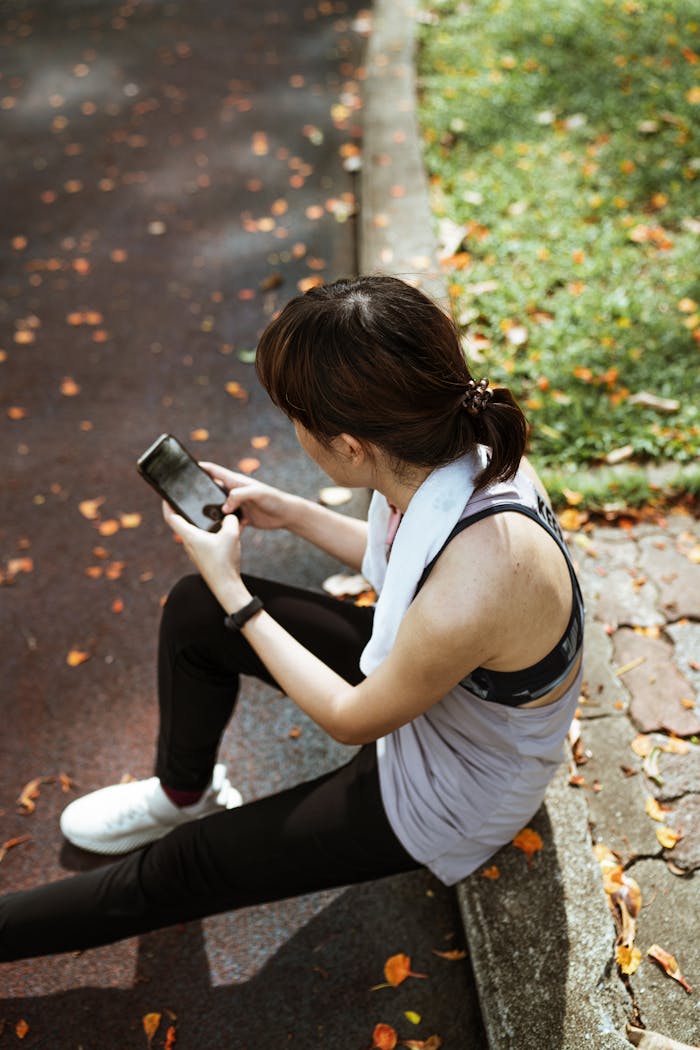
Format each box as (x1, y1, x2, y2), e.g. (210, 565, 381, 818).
(198, 461, 297, 531)
(162, 501, 250, 612)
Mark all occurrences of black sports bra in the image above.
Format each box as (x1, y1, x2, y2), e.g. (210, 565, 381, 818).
(414, 497, 585, 707)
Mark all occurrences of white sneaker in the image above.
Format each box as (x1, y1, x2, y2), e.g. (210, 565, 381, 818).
(59, 763, 242, 855)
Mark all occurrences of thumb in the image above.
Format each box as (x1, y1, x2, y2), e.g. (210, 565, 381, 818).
(220, 510, 241, 535)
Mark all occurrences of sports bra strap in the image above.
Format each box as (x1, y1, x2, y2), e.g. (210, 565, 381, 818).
(413, 498, 584, 705)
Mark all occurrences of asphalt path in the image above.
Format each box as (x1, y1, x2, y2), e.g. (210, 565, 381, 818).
(0, 1, 485, 1045)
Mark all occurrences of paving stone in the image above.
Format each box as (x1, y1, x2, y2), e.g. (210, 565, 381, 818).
(583, 715, 660, 859)
(580, 564, 665, 631)
(613, 629, 700, 736)
(638, 535, 700, 621)
(660, 794, 700, 872)
(580, 621, 629, 718)
(666, 621, 700, 701)
(646, 744, 700, 802)
(626, 859, 700, 1045)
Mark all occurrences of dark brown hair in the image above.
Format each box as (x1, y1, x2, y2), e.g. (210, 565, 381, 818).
(255, 275, 528, 490)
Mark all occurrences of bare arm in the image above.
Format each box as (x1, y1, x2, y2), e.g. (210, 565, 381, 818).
(201, 462, 368, 572)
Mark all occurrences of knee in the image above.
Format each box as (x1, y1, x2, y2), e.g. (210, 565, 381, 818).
(160, 574, 221, 643)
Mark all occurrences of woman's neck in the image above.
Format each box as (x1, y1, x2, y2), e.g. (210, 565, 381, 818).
(372, 462, 433, 515)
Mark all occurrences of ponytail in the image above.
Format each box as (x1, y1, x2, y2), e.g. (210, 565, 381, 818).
(463, 387, 529, 490)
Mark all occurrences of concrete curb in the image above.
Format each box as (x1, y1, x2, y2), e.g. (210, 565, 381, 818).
(361, 2, 632, 1046)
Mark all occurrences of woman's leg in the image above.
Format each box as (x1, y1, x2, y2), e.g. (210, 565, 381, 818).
(155, 573, 374, 792)
(0, 746, 420, 961)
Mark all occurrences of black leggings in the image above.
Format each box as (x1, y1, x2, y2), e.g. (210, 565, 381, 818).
(0, 575, 419, 962)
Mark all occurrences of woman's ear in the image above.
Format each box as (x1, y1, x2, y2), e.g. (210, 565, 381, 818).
(334, 432, 367, 464)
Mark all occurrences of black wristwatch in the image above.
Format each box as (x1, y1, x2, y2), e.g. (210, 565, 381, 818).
(224, 596, 264, 631)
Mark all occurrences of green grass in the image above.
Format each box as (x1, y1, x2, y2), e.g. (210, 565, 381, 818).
(417, 0, 700, 489)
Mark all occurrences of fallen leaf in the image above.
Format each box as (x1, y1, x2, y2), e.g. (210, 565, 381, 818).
(402, 1037, 442, 1050)
(512, 826, 543, 866)
(644, 796, 671, 822)
(404, 1011, 421, 1025)
(98, 519, 120, 537)
(15, 1020, 29, 1040)
(143, 1013, 162, 1047)
(0, 834, 31, 863)
(384, 953, 428, 987)
(322, 572, 371, 598)
(225, 381, 248, 400)
(237, 457, 261, 474)
(120, 512, 142, 528)
(558, 508, 589, 531)
(616, 944, 642, 975)
(60, 376, 81, 396)
(164, 1025, 177, 1049)
(17, 776, 52, 814)
(643, 748, 663, 785)
(628, 392, 680, 414)
(250, 435, 270, 449)
(373, 1023, 398, 1050)
(631, 734, 652, 757)
(431, 948, 467, 960)
(646, 945, 693, 992)
(319, 485, 353, 506)
(79, 497, 104, 520)
(190, 428, 209, 442)
(656, 825, 683, 849)
(480, 865, 500, 879)
(67, 649, 90, 667)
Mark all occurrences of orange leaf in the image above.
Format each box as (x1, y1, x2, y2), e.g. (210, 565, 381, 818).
(60, 376, 81, 396)
(16, 1019, 29, 1039)
(656, 825, 683, 849)
(120, 512, 142, 528)
(373, 1023, 398, 1050)
(384, 953, 428, 987)
(190, 428, 209, 442)
(225, 381, 248, 401)
(250, 435, 270, 449)
(647, 945, 693, 992)
(17, 776, 51, 814)
(402, 1038, 442, 1050)
(164, 1025, 177, 1049)
(67, 649, 90, 667)
(79, 497, 104, 520)
(512, 827, 543, 866)
(431, 948, 467, 960)
(238, 457, 261, 474)
(480, 865, 500, 880)
(616, 944, 642, 975)
(0, 834, 31, 863)
(98, 519, 120, 536)
(142, 1013, 162, 1047)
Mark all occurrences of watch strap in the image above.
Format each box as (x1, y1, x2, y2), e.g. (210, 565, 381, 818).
(224, 596, 264, 631)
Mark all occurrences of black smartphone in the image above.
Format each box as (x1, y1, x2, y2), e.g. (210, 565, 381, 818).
(137, 433, 234, 532)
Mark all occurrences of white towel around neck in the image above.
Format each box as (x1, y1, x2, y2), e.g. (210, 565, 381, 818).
(359, 446, 488, 676)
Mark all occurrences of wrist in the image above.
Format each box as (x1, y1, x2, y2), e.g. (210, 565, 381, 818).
(218, 580, 253, 615)
(283, 494, 310, 535)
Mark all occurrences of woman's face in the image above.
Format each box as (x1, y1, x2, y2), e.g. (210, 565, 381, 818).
(293, 421, 357, 486)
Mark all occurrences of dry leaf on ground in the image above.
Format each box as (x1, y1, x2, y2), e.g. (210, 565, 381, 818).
(646, 945, 693, 993)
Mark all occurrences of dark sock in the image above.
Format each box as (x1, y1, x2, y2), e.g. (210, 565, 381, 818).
(161, 784, 205, 807)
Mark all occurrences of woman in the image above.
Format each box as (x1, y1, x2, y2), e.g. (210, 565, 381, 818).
(0, 275, 583, 961)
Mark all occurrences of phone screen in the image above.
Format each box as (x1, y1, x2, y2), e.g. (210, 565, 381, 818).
(138, 434, 227, 531)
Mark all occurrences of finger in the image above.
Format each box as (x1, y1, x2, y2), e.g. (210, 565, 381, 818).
(162, 501, 192, 536)
(199, 462, 249, 487)
(219, 509, 241, 537)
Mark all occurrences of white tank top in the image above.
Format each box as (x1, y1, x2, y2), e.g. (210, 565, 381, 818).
(372, 468, 583, 884)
